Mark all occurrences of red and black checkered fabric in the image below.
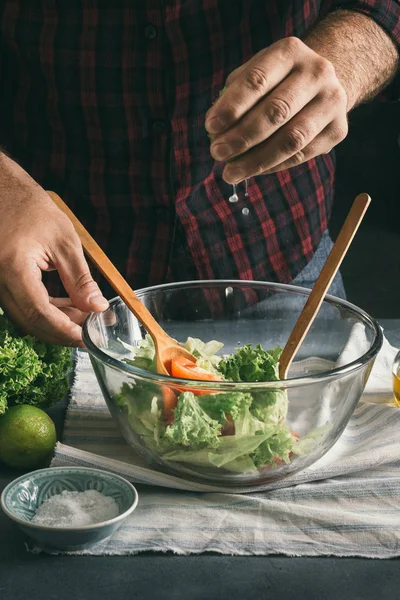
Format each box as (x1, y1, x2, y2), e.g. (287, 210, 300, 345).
(0, 1, 399, 296)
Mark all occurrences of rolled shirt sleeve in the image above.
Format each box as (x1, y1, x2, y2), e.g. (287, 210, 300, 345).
(322, 0, 400, 100)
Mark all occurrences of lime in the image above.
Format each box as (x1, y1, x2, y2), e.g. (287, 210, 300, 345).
(0, 405, 56, 470)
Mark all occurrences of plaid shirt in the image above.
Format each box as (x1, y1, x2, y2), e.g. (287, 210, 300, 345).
(0, 1, 399, 297)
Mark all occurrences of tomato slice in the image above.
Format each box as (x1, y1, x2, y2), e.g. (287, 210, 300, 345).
(170, 356, 222, 382)
(162, 387, 178, 425)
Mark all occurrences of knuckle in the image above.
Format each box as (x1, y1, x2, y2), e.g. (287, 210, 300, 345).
(231, 134, 251, 153)
(283, 36, 303, 55)
(329, 120, 348, 143)
(283, 127, 308, 154)
(219, 103, 241, 124)
(245, 66, 269, 94)
(56, 211, 78, 235)
(74, 271, 97, 293)
(291, 150, 307, 166)
(332, 84, 348, 106)
(57, 230, 81, 254)
(240, 136, 251, 151)
(322, 83, 347, 107)
(312, 57, 336, 81)
(266, 97, 292, 126)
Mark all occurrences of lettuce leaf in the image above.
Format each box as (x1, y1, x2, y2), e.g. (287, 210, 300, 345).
(182, 337, 224, 365)
(233, 407, 276, 437)
(119, 334, 157, 372)
(198, 392, 253, 423)
(181, 337, 224, 376)
(250, 389, 289, 425)
(163, 392, 222, 449)
(251, 426, 295, 468)
(163, 433, 268, 470)
(0, 311, 72, 415)
(218, 344, 282, 382)
(163, 425, 294, 472)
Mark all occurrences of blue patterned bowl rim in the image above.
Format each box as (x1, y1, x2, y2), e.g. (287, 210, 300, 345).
(0, 466, 139, 532)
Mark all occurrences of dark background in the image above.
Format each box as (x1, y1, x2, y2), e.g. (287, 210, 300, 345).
(330, 100, 400, 318)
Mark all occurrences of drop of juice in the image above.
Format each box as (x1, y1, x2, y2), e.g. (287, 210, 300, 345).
(229, 184, 239, 203)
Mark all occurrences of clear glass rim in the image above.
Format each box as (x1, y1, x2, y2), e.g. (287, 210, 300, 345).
(82, 280, 383, 389)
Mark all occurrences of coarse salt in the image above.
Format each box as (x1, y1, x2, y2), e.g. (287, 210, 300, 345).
(32, 490, 119, 528)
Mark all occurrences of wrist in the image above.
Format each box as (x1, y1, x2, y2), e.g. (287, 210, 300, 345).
(0, 153, 40, 194)
(304, 21, 362, 112)
(304, 9, 399, 111)
(304, 41, 358, 112)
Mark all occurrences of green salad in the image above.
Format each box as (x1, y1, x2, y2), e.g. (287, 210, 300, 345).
(114, 336, 324, 474)
(0, 308, 73, 415)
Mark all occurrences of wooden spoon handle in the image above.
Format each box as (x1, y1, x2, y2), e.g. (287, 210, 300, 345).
(278, 193, 371, 380)
(47, 191, 168, 343)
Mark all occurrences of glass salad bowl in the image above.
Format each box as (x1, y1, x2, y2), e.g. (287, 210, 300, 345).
(82, 280, 382, 487)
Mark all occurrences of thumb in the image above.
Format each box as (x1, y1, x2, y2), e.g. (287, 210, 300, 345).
(55, 238, 109, 313)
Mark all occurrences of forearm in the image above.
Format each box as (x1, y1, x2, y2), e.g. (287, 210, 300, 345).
(304, 9, 399, 110)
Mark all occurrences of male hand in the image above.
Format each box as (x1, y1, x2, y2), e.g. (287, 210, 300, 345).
(206, 37, 349, 182)
(0, 156, 108, 345)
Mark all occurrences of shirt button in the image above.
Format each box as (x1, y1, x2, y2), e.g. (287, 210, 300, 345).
(145, 24, 157, 40)
(152, 120, 167, 133)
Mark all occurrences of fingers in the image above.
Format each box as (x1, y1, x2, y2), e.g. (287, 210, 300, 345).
(260, 123, 349, 174)
(222, 94, 348, 183)
(205, 38, 305, 135)
(53, 234, 109, 314)
(210, 70, 321, 163)
(50, 297, 88, 326)
(1, 260, 84, 346)
(207, 37, 349, 177)
(0, 173, 108, 346)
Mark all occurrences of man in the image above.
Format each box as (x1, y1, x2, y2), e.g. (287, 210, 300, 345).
(0, 1, 398, 346)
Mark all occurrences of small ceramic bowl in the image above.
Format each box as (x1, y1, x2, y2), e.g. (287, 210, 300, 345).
(0, 466, 138, 552)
